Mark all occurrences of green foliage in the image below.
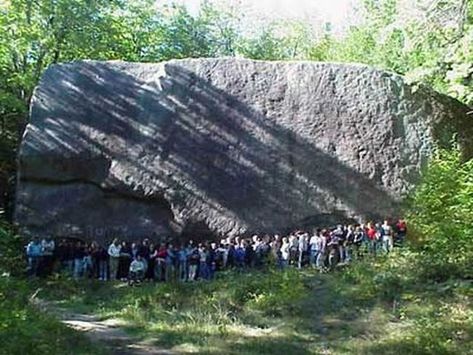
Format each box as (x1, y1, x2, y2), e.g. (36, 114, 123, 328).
(239, 20, 314, 60)
(0, 276, 103, 355)
(312, 0, 473, 106)
(37, 268, 307, 352)
(44, 268, 306, 319)
(329, 251, 473, 354)
(407, 147, 473, 279)
(36, 254, 473, 354)
(0, 221, 102, 354)
(0, 220, 25, 275)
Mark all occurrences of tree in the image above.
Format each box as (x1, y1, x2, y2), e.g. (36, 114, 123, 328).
(407, 147, 473, 277)
(238, 20, 314, 60)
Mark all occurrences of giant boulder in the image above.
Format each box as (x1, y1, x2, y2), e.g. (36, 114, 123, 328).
(14, 58, 472, 241)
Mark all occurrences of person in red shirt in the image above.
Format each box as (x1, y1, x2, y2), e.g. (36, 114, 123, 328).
(396, 219, 407, 245)
(366, 222, 378, 256)
(155, 243, 167, 282)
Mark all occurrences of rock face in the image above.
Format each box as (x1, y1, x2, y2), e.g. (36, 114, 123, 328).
(15, 58, 472, 241)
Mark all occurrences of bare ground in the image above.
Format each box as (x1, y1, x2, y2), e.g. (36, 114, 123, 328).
(32, 298, 173, 355)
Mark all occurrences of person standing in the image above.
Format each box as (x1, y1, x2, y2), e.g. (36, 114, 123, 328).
(139, 239, 151, 275)
(155, 243, 167, 282)
(288, 233, 299, 266)
(64, 241, 75, 276)
(165, 243, 176, 281)
(381, 220, 393, 254)
(108, 238, 121, 281)
(298, 232, 308, 269)
(118, 241, 132, 281)
(395, 219, 407, 245)
(55, 239, 67, 274)
(217, 240, 228, 269)
(26, 237, 42, 277)
(280, 237, 290, 269)
(235, 241, 246, 270)
(270, 234, 282, 266)
(177, 244, 188, 282)
(332, 225, 345, 263)
(374, 222, 384, 256)
(245, 240, 255, 269)
(226, 240, 236, 268)
(345, 225, 355, 263)
(316, 230, 327, 271)
(145, 243, 156, 281)
(187, 245, 200, 281)
(327, 230, 340, 268)
(83, 243, 93, 278)
(353, 226, 365, 260)
(90, 242, 101, 279)
(73, 241, 85, 279)
(41, 236, 55, 276)
(309, 230, 320, 268)
(366, 223, 378, 256)
(198, 244, 209, 279)
(97, 245, 108, 281)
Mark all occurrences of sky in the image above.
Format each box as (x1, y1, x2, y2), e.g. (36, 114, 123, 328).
(164, 0, 361, 34)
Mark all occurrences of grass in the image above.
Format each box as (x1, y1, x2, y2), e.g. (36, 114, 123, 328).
(0, 221, 105, 355)
(0, 276, 105, 355)
(38, 268, 311, 353)
(34, 250, 472, 354)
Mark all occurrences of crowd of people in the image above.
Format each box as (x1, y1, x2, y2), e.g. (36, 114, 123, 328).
(25, 219, 407, 284)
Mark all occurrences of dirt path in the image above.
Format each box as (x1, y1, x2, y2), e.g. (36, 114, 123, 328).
(33, 298, 173, 355)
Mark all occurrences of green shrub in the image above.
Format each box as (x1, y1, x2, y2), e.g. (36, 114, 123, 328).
(0, 277, 102, 355)
(407, 147, 473, 280)
(0, 221, 25, 276)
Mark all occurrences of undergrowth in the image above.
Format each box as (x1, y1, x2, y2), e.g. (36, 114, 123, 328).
(0, 222, 103, 355)
(0, 277, 105, 355)
(36, 248, 472, 354)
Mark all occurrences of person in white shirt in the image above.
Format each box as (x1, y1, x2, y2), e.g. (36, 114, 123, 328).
(288, 234, 299, 265)
(382, 220, 393, 253)
(280, 237, 290, 269)
(298, 233, 309, 269)
(108, 238, 121, 280)
(309, 230, 320, 268)
(252, 235, 260, 251)
(316, 231, 327, 271)
(217, 240, 228, 268)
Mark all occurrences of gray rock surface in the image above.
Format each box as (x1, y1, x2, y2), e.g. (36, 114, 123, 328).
(14, 58, 472, 241)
